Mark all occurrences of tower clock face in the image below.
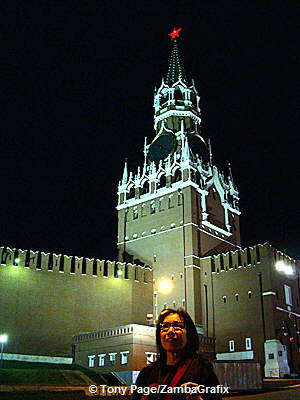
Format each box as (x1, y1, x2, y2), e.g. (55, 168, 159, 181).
(188, 134, 209, 162)
(148, 134, 176, 163)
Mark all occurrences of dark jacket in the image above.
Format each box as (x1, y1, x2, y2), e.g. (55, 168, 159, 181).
(132, 356, 223, 400)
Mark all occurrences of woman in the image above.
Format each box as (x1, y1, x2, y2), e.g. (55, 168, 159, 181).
(133, 308, 222, 400)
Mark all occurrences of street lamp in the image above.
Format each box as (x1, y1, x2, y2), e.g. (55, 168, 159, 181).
(0, 334, 8, 375)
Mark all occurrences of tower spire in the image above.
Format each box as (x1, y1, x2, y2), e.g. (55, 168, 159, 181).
(121, 159, 128, 185)
(166, 28, 187, 85)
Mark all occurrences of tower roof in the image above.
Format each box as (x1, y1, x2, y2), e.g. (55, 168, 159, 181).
(165, 36, 187, 85)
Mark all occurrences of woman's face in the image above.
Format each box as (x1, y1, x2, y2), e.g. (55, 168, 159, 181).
(160, 313, 187, 354)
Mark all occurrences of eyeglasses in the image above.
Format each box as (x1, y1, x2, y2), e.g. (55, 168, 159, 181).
(160, 322, 186, 332)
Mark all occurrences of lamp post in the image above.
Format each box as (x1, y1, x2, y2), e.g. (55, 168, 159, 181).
(0, 334, 8, 376)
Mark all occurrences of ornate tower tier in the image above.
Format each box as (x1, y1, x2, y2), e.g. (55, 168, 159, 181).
(116, 28, 241, 325)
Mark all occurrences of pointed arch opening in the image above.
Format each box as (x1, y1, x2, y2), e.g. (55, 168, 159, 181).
(171, 168, 181, 184)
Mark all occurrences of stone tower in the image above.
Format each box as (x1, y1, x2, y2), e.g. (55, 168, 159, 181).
(117, 29, 241, 328)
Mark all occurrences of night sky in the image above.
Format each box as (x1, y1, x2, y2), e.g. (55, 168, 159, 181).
(2, 2, 299, 261)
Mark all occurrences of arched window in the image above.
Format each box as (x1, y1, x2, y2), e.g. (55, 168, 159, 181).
(223, 296, 227, 303)
(159, 198, 164, 211)
(133, 208, 138, 219)
(168, 195, 173, 209)
(172, 169, 181, 184)
(127, 186, 135, 200)
(174, 89, 183, 101)
(150, 202, 156, 214)
(141, 181, 149, 196)
(248, 290, 252, 299)
(235, 293, 239, 302)
(158, 174, 166, 189)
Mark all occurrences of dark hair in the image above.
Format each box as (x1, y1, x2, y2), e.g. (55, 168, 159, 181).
(156, 308, 199, 365)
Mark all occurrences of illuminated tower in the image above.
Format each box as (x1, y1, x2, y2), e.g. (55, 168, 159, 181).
(117, 28, 241, 329)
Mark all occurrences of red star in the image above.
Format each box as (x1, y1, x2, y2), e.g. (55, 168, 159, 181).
(168, 27, 182, 40)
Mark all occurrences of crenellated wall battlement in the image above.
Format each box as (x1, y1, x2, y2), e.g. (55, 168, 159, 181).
(209, 243, 297, 273)
(0, 246, 152, 283)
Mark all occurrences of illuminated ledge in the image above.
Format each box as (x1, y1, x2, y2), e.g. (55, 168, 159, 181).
(202, 220, 231, 237)
(3, 352, 72, 364)
(216, 351, 254, 360)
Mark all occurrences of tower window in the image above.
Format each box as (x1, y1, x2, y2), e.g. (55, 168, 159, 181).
(235, 293, 239, 302)
(168, 195, 173, 208)
(98, 354, 106, 367)
(141, 181, 149, 196)
(133, 209, 138, 219)
(158, 175, 166, 189)
(245, 337, 252, 350)
(150, 203, 156, 214)
(178, 192, 183, 206)
(127, 186, 135, 200)
(88, 355, 95, 368)
(248, 290, 252, 299)
(159, 198, 164, 211)
(284, 284, 292, 306)
(223, 296, 227, 303)
(229, 340, 235, 352)
(172, 169, 181, 184)
(120, 351, 129, 365)
(109, 353, 117, 365)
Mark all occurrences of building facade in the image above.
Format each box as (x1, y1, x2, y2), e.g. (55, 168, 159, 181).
(0, 31, 299, 378)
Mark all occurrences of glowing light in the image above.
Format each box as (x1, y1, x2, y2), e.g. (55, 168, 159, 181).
(14, 258, 20, 265)
(168, 27, 182, 40)
(157, 278, 173, 295)
(289, 337, 294, 342)
(0, 334, 8, 344)
(275, 261, 285, 271)
(146, 313, 153, 320)
(275, 261, 294, 275)
(117, 269, 123, 276)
